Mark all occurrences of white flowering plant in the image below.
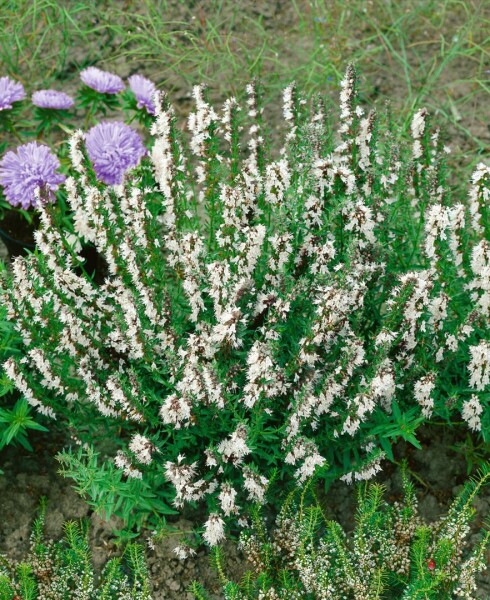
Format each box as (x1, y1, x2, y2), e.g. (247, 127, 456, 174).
(0, 498, 152, 600)
(192, 465, 490, 600)
(1, 66, 489, 544)
(0, 279, 38, 462)
(0, 70, 159, 468)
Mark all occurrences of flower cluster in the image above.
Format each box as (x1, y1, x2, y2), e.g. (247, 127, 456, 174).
(1, 66, 489, 545)
(0, 67, 158, 208)
(0, 499, 152, 599)
(194, 467, 490, 599)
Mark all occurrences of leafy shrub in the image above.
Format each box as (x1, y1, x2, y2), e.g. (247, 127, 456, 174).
(0, 498, 152, 600)
(192, 466, 490, 599)
(0, 66, 489, 543)
(0, 69, 157, 466)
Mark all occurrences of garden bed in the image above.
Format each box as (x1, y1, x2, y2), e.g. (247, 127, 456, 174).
(1, 423, 489, 597)
(1, 2, 490, 598)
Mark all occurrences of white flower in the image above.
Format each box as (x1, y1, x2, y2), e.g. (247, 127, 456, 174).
(295, 452, 326, 483)
(470, 240, 490, 316)
(160, 393, 192, 428)
(282, 82, 295, 122)
(219, 483, 239, 516)
(129, 434, 155, 465)
(173, 544, 197, 560)
(243, 467, 268, 503)
(468, 163, 490, 234)
(371, 361, 396, 411)
(114, 451, 143, 479)
(217, 424, 251, 465)
(462, 395, 483, 432)
(424, 204, 449, 260)
(338, 64, 356, 135)
(414, 374, 436, 418)
(341, 453, 383, 484)
(468, 341, 490, 391)
(265, 159, 290, 205)
(203, 513, 225, 546)
(3, 358, 56, 419)
(342, 415, 360, 435)
(411, 108, 427, 159)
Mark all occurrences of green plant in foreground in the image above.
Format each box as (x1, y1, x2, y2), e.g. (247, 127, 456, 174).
(0, 397, 48, 451)
(0, 498, 152, 600)
(193, 466, 490, 599)
(0, 66, 489, 545)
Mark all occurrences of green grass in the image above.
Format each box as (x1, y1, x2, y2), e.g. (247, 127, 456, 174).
(0, 0, 488, 166)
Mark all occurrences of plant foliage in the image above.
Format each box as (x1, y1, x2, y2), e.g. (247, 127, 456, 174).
(0, 498, 152, 600)
(0, 66, 489, 542)
(193, 466, 490, 599)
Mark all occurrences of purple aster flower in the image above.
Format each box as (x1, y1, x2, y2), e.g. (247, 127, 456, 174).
(85, 121, 147, 185)
(80, 67, 125, 94)
(0, 76, 26, 111)
(0, 142, 65, 209)
(128, 74, 157, 115)
(32, 89, 75, 110)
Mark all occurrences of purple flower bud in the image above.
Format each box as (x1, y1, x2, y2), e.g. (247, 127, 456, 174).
(0, 142, 65, 209)
(0, 76, 26, 111)
(85, 121, 147, 185)
(80, 67, 125, 95)
(128, 74, 157, 115)
(32, 89, 75, 110)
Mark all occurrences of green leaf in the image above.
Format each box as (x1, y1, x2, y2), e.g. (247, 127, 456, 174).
(378, 435, 394, 462)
